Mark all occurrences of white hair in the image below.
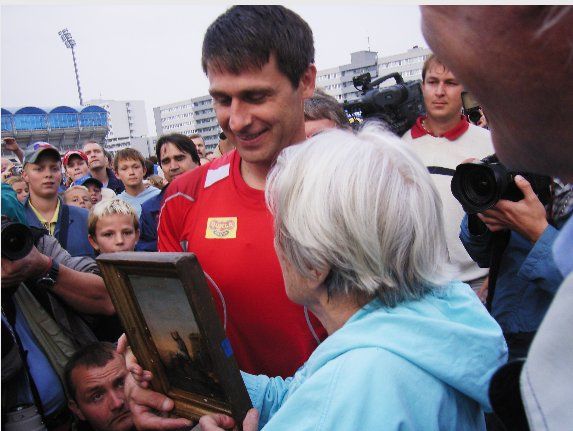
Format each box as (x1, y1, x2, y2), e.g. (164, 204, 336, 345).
(266, 123, 450, 307)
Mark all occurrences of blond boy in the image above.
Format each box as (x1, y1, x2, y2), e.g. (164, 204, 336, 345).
(6, 175, 29, 203)
(64, 185, 92, 210)
(87, 199, 140, 254)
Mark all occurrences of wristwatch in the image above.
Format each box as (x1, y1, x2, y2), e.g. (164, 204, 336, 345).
(37, 259, 60, 290)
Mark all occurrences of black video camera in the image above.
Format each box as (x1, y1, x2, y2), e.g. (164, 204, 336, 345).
(343, 72, 424, 136)
(1, 219, 34, 261)
(461, 91, 482, 125)
(451, 155, 552, 214)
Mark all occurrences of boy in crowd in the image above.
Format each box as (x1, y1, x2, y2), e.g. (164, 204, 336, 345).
(21, 141, 94, 257)
(5, 175, 29, 202)
(64, 185, 92, 210)
(88, 199, 140, 254)
(63, 150, 90, 185)
(114, 149, 160, 218)
(74, 176, 115, 205)
(65, 342, 134, 431)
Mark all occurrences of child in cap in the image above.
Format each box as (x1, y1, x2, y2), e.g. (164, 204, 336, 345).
(74, 176, 115, 205)
(63, 150, 89, 184)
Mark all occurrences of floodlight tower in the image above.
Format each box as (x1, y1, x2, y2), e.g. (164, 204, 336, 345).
(58, 28, 84, 106)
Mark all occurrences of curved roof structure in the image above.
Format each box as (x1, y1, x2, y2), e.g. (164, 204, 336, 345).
(1, 105, 109, 152)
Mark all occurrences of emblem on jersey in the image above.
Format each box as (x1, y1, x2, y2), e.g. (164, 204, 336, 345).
(206, 217, 237, 239)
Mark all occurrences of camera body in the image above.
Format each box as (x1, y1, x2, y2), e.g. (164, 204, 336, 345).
(4, 404, 46, 431)
(451, 154, 552, 214)
(343, 72, 424, 136)
(1, 219, 34, 260)
(461, 91, 482, 125)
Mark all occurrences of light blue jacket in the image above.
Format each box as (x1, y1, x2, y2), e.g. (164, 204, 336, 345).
(118, 186, 160, 219)
(243, 282, 507, 431)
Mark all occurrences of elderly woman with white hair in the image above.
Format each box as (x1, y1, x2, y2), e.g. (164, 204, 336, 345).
(199, 125, 507, 431)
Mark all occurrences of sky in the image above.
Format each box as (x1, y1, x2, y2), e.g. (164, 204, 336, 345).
(1, 4, 426, 136)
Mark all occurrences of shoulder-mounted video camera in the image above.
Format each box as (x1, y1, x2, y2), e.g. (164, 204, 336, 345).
(343, 72, 424, 136)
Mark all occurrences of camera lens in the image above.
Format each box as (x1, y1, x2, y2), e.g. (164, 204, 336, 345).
(1, 221, 34, 260)
(461, 167, 495, 207)
(6, 233, 26, 252)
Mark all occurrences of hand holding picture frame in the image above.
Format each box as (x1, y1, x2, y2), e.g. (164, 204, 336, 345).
(96, 252, 252, 424)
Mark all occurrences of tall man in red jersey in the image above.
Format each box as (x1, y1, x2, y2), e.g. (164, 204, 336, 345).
(124, 6, 324, 430)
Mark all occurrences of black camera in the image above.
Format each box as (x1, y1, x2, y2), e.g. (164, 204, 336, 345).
(343, 72, 424, 136)
(4, 404, 46, 431)
(451, 155, 552, 214)
(1, 219, 34, 261)
(461, 91, 482, 125)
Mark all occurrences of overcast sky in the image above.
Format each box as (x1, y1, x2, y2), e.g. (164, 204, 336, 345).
(1, 4, 426, 135)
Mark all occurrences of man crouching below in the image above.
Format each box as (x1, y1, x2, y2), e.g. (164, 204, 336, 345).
(64, 342, 134, 431)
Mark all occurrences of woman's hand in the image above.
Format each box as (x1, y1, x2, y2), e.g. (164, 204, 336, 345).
(199, 408, 259, 431)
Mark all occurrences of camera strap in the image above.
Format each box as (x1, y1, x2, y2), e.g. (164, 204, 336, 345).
(486, 230, 511, 312)
(427, 166, 456, 177)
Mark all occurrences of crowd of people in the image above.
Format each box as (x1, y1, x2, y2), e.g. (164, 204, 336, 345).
(1, 5, 572, 431)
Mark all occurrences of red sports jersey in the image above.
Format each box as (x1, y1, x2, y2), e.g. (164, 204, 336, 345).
(158, 150, 325, 377)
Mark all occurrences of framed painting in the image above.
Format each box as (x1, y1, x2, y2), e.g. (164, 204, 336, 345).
(96, 252, 252, 424)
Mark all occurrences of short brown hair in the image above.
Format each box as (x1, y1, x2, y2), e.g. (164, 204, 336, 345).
(421, 54, 450, 82)
(304, 88, 351, 130)
(113, 148, 145, 172)
(64, 342, 117, 400)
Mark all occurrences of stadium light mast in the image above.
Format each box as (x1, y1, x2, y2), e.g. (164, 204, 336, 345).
(58, 28, 84, 106)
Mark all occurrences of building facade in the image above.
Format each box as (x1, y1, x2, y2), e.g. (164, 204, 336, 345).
(1, 105, 108, 157)
(153, 95, 220, 151)
(85, 99, 149, 155)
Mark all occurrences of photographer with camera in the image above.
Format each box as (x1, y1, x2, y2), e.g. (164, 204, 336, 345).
(402, 54, 494, 292)
(421, 6, 573, 428)
(457, 165, 570, 361)
(1, 183, 115, 430)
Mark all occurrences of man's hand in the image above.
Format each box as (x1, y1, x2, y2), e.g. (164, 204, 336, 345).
(477, 277, 489, 304)
(199, 409, 259, 431)
(3, 137, 19, 152)
(1, 247, 51, 288)
(2, 137, 24, 163)
(1, 161, 15, 181)
(477, 175, 549, 243)
(117, 334, 194, 430)
(476, 109, 488, 129)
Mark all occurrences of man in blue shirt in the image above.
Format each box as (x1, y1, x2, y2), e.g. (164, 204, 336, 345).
(421, 5, 573, 429)
(460, 179, 571, 360)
